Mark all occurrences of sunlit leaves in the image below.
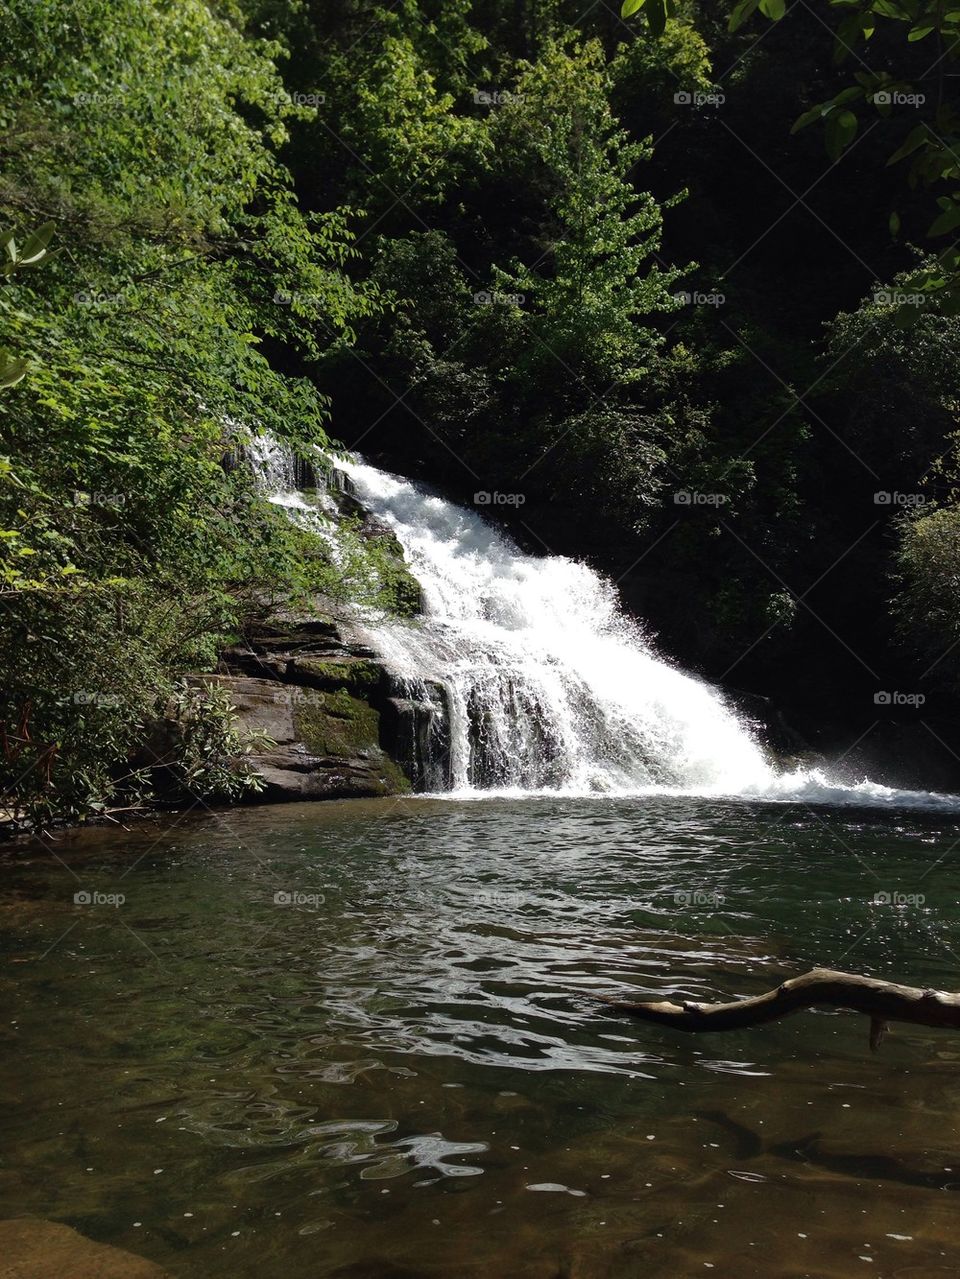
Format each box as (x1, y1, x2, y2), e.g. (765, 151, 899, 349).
(728, 0, 762, 31)
(0, 349, 27, 387)
(0, 0, 381, 821)
(620, 0, 677, 34)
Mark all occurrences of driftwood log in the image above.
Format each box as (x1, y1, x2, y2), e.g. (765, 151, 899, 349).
(601, 967, 960, 1051)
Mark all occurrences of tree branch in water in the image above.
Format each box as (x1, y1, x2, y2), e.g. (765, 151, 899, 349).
(601, 968, 960, 1050)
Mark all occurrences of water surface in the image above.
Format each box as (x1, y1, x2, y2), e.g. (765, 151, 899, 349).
(3, 795, 960, 1277)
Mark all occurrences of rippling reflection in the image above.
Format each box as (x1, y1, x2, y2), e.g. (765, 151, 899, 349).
(3, 795, 960, 1277)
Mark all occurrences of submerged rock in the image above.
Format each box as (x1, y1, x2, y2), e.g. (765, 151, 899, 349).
(0, 1218, 170, 1278)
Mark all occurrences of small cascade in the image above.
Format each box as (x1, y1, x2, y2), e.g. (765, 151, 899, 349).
(384, 684, 452, 792)
(245, 434, 329, 517)
(338, 459, 774, 795)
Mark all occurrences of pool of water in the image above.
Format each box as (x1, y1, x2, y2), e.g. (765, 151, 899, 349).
(2, 794, 960, 1277)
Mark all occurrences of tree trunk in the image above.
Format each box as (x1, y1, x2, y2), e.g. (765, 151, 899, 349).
(601, 968, 960, 1050)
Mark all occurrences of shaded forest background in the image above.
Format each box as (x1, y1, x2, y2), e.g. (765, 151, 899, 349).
(4, 0, 960, 819)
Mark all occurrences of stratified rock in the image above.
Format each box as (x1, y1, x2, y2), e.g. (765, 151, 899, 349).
(192, 673, 410, 801)
(0, 1218, 170, 1279)
(139, 613, 450, 803)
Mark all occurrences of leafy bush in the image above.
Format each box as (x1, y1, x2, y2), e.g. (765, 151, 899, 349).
(893, 507, 960, 691)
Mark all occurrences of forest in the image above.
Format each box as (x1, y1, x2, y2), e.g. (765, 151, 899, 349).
(4, 0, 960, 817)
(9, 6, 960, 1278)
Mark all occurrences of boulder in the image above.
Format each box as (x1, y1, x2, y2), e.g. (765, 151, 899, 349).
(0, 1218, 170, 1279)
(192, 673, 410, 801)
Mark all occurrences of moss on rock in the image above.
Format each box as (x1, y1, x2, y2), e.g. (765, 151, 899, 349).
(293, 657, 382, 695)
(294, 688, 382, 759)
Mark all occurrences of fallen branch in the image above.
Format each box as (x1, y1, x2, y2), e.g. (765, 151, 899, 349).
(601, 967, 960, 1050)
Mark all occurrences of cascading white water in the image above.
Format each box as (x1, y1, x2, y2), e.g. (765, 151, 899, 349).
(339, 459, 775, 795)
(245, 435, 960, 807)
(337, 460, 960, 808)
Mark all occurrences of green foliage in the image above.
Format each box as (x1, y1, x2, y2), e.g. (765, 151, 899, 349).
(720, 0, 960, 312)
(489, 38, 683, 384)
(823, 269, 960, 475)
(1, 222, 57, 279)
(620, 0, 679, 37)
(0, 219, 58, 388)
(0, 0, 383, 825)
(611, 16, 713, 106)
(0, 582, 243, 827)
(343, 35, 692, 532)
(894, 507, 960, 690)
(8, 0, 960, 811)
(165, 684, 273, 803)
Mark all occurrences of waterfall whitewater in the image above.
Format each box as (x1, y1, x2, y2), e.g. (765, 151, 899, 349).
(336, 460, 960, 808)
(340, 460, 772, 795)
(247, 435, 960, 807)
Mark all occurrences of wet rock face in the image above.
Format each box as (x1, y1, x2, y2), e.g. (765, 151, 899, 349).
(196, 628, 412, 801)
(211, 618, 453, 799)
(144, 616, 451, 803)
(0, 1218, 171, 1279)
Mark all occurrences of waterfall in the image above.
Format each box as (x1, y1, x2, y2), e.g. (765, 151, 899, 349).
(339, 459, 776, 795)
(244, 437, 960, 806)
(246, 433, 329, 517)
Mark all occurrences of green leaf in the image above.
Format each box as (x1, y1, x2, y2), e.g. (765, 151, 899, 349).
(791, 103, 829, 134)
(645, 0, 667, 35)
(888, 124, 928, 165)
(825, 108, 858, 161)
(890, 210, 901, 235)
(0, 350, 28, 389)
(836, 12, 864, 58)
(759, 0, 786, 18)
(907, 22, 936, 41)
(929, 203, 960, 236)
(728, 0, 761, 32)
(620, 0, 645, 17)
(18, 221, 56, 265)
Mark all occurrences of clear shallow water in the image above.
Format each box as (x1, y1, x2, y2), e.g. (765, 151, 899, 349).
(3, 795, 960, 1277)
